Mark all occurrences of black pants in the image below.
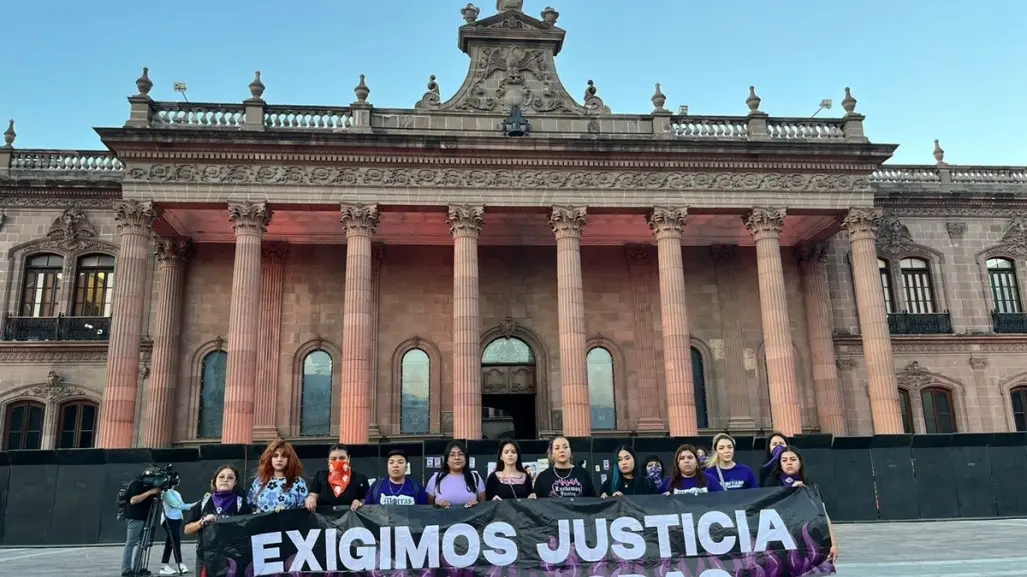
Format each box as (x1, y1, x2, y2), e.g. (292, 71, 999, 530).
(161, 518, 183, 564)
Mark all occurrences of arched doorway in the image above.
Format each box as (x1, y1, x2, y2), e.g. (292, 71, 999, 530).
(481, 337, 537, 439)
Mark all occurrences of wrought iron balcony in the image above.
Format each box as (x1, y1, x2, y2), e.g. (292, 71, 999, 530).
(2, 315, 111, 341)
(888, 311, 952, 335)
(993, 311, 1027, 334)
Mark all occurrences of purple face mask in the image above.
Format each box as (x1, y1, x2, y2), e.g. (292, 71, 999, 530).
(646, 464, 663, 484)
(763, 444, 785, 469)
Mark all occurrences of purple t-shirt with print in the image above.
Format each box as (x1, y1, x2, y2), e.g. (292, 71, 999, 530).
(426, 472, 485, 506)
(710, 464, 759, 490)
(659, 472, 724, 495)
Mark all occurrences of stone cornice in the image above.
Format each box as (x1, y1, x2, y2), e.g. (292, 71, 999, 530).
(0, 340, 150, 363)
(834, 334, 1027, 355)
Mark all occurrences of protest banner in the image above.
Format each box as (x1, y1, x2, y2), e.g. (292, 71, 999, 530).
(200, 487, 835, 577)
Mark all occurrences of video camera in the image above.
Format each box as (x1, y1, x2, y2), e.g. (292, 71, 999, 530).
(141, 464, 180, 491)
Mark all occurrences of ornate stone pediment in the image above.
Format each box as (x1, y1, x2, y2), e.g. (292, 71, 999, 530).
(876, 213, 917, 256)
(23, 370, 86, 402)
(997, 217, 1027, 257)
(472, 9, 546, 31)
(897, 361, 934, 390)
(46, 207, 98, 251)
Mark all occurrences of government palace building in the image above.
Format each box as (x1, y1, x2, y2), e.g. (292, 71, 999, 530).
(2, 1, 1026, 451)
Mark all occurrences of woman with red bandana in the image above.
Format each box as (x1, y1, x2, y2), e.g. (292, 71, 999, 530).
(305, 444, 370, 512)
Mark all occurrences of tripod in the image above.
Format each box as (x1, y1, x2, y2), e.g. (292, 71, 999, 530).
(131, 489, 164, 577)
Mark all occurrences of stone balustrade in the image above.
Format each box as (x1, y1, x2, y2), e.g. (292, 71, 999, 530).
(263, 105, 353, 130)
(6, 149, 123, 173)
(152, 102, 247, 127)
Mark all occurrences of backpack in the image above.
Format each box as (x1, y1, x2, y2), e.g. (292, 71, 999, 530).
(115, 482, 132, 520)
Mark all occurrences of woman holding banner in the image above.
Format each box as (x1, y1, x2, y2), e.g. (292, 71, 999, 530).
(305, 444, 371, 512)
(659, 445, 723, 495)
(600, 445, 656, 497)
(704, 433, 759, 491)
(248, 440, 309, 513)
(763, 445, 840, 563)
(485, 439, 536, 500)
(759, 432, 789, 486)
(427, 440, 486, 508)
(533, 436, 596, 498)
(184, 465, 253, 576)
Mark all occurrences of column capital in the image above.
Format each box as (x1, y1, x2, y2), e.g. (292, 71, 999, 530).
(842, 207, 883, 241)
(447, 204, 484, 238)
(154, 237, 194, 265)
(261, 241, 290, 263)
(794, 241, 829, 264)
(340, 203, 380, 237)
(710, 244, 737, 262)
(549, 205, 587, 239)
(229, 201, 272, 235)
(648, 207, 688, 239)
(743, 207, 786, 240)
(113, 200, 159, 235)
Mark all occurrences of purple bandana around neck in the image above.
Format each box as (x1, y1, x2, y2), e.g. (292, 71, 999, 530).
(763, 444, 785, 469)
(780, 474, 797, 487)
(211, 491, 236, 513)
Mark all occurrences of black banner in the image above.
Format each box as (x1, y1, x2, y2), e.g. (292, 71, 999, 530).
(201, 487, 835, 577)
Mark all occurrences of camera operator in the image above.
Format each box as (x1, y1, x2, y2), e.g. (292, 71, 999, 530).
(121, 467, 162, 577)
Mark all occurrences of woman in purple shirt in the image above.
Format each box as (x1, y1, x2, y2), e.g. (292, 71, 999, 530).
(705, 433, 759, 490)
(659, 444, 723, 495)
(427, 440, 485, 508)
(759, 431, 788, 487)
(763, 445, 839, 563)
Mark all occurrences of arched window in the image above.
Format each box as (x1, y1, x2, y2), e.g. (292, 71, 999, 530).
(57, 401, 98, 448)
(3, 400, 45, 450)
(898, 388, 913, 434)
(879, 258, 896, 314)
(400, 349, 430, 434)
(691, 346, 709, 429)
(73, 254, 116, 317)
(900, 258, 936, 314)
(481, 338, 534, 364)
(1011, 386, 1027, 432)
(987, 258, 1022, 314)
(586, 347, 616, 430)
(300, 350, 333, 436)
(20, 254, 64, 317)
(921, 387, 956, 434)
(197, 350, 227, 439)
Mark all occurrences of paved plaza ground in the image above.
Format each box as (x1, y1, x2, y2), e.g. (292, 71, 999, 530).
(0, 518, 1024, 577)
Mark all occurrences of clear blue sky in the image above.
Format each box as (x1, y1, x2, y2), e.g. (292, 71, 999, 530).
(3, 0, 1024, 166)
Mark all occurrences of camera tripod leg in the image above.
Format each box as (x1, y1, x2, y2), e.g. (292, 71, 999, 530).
(132, 498, 163, 576)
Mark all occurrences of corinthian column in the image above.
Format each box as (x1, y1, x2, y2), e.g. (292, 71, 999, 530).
(744, 207, 802, 436)
(339, 204, 380, 444)
(448, 205, 484, 440)
(253, 242, 288, 440)
(843, 208, 903, 433)
(98, 201, 158, 449)
(649, 207, 697, 436)
(549, 206, 591, 437)
(795, 242, 846, 435)
(221, 201, 272, 444)
(142, 238, 193, 447)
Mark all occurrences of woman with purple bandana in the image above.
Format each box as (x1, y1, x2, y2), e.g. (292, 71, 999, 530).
(758, 432, 788, 487)
(705, 433, 759, 490)
(763, 445, 839, 564)
(184, 465, 253, 576)
(643, 455, 665, 488)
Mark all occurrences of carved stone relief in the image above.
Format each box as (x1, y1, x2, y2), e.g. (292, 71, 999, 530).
(46, 207, 98, 251)
(896, 361, 934, 390)
(875, 213, 918, 256)
(945, 221, 967, 239)
(23, 370, 85, 402)
(996, 217, 1027, 257)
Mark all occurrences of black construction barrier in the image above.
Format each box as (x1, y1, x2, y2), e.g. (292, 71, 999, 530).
(0, 433, 1024, 546)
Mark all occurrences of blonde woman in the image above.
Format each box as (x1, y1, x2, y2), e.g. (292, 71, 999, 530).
(705, 433, 759, 490)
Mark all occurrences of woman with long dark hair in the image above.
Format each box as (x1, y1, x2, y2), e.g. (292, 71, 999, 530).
(533, 436, 596, 498)
(305, 444, 371, 512)
(600, 445, 655, 497)
(763, 445, 839, 563)
(427, 440, 485, 508)
(705, 433, 759, 490)
(184, 465, 252, 576)
(485, 439, 535, 500)
(659, 444, 723, 495)
(759, 432, 789, 487)
(247, 440, 308, 513)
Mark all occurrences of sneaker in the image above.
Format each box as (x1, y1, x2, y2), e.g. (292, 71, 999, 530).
(159, 566, 177, 576)
(178, 564, 190, 574)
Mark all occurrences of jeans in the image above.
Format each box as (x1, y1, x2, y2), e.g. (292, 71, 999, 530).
(122, 519, 145, 574)
(161, 518, 183, 564)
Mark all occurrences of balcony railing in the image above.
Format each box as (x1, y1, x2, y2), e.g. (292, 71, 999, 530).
(992, 312, 1027, 334)
(2, 315, 111, 341)
(888, 312, 952, 335)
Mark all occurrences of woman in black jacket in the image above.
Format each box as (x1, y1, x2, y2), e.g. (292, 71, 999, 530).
(600, 445, 656, 497)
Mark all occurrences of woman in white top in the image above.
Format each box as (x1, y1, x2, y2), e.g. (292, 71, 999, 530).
(159, 478, 195, 575)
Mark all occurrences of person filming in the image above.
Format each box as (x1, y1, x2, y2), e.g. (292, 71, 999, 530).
(121, 468, 162, 577)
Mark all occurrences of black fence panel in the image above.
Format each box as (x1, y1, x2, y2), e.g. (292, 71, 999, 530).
(911, 434, 958, 519)
(949, 434, 997, 518)
(50, 449, 107, 545)
(830, 436, 877, 521)
(0, 452, 10, 544)
(987, 432, 1027, 516)
(871, 435, 919, 520)
(99, 449, 154, 544)
(5, 451, 59, 546)
(730, 435, 760, 474)
(792, 435, 836, 513)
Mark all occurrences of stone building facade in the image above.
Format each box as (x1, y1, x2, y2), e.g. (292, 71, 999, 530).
(1, 1, 1026, 450)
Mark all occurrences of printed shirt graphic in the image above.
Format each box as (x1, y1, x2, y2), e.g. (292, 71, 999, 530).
(711, 464, 759, 490)
(426, 472, 485, 506)
(659, 472, 724, 495)
(366, 478, 429, 505)
(248, 477, 309, 513)
(534, 466, 596, 498)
